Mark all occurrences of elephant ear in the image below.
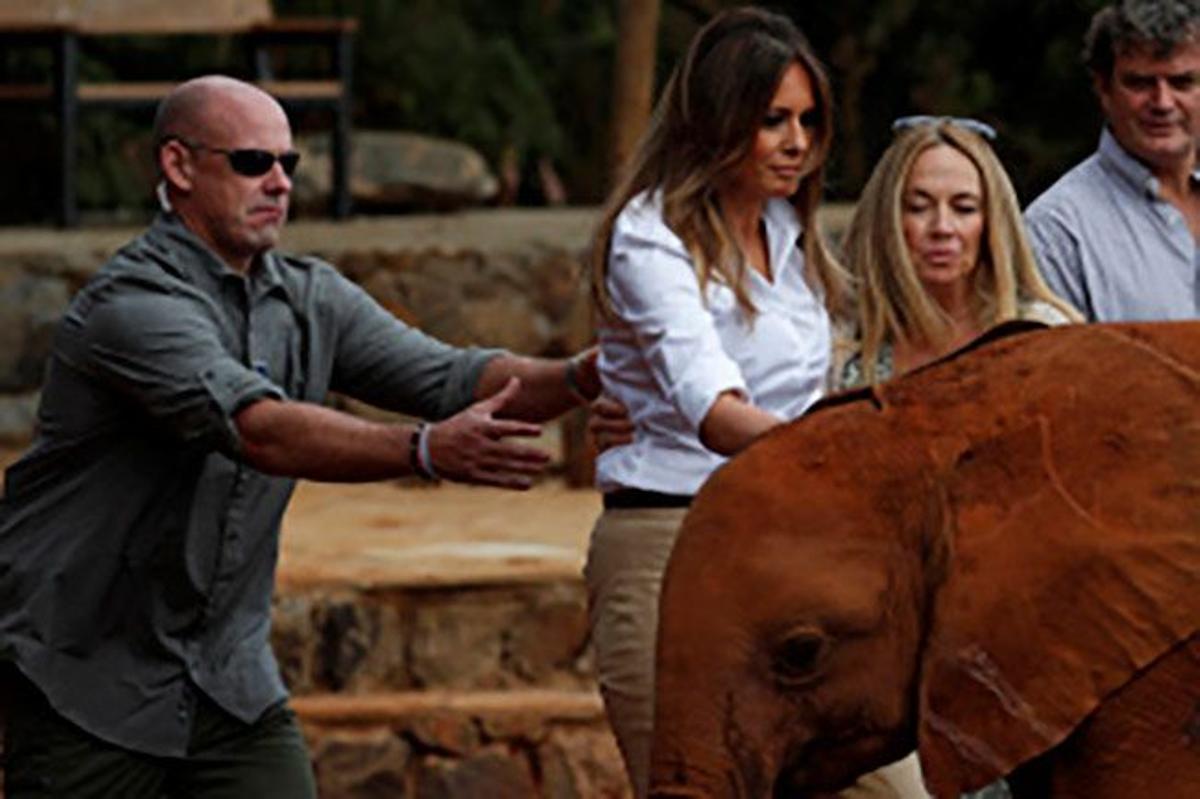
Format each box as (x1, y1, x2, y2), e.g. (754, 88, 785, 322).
(916, 412, 1200, 798)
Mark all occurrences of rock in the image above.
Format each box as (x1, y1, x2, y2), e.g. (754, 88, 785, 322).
(294, 131, 499, 212)
(315, 600, 377, 691)
(0, 271, 70, 392)
(0, 391, 39, 447)
(406, 712, 481, 756)
(271, 594, 317, 693)
(408, 592, 518, 689)
(309, 726, 412, 799)
(503, 585, 589, 685)
(415, 749, 536, 799)
(539, 728, 631, 799)
(272, 593, 413, 694)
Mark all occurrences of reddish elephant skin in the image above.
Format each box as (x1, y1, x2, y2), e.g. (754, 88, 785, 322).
(649, 321, 1200, 799)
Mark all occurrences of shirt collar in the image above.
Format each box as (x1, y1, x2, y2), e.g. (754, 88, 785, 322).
(764, 197, 803, 239)
(144, 212, 288, 300)
(251, 249, 287, 301)
(143, 212, 237, 288)
(1097, 126, 1200, 200)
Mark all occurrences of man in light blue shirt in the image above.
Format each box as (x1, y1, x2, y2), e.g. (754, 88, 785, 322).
(1025, 0, 1200, 322)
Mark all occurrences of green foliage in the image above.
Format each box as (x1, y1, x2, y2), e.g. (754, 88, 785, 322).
(279, 0, 618, 199)
(0, 0, 1137, 219)
(792, 0, 1111, 200)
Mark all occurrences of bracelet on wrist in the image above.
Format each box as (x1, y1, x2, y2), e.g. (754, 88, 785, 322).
(564, 355, 592, 404)
(417, 421, 439, 481)
(409, 422, 437, 481)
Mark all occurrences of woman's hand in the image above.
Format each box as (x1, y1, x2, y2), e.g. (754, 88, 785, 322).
(588, 394, 635, 453)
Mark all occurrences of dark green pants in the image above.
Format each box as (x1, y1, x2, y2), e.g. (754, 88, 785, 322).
(3, 671, 317, 799)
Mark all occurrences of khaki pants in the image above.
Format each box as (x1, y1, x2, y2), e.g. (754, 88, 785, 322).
(584, 507, 929, 799)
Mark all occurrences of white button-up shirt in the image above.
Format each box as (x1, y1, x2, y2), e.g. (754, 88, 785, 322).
(595, 192, 830, 495)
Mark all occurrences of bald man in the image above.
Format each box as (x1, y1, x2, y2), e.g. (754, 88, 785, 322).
(0, 76, 599, 798)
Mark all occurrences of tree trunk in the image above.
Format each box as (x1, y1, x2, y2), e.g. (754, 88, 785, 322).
(608, 0, 661, 185)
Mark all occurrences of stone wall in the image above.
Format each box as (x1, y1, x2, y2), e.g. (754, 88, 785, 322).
(272, 582, 594, 696)
(296, 692, 629, 799)
(0, 209, 600, 446)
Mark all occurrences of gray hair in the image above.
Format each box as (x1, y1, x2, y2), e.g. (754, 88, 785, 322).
(1084, 0, 1200, 79)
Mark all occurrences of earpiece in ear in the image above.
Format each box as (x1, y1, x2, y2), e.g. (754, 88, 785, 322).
(155, 181, 172, 212)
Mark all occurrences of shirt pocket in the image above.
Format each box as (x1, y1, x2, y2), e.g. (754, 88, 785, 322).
(248, 299, 307, 400)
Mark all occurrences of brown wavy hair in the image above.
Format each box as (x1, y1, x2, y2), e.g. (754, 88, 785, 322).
(590, 6, 847, 320)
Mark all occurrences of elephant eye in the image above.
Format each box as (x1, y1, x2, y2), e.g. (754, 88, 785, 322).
(771, 629, 828, 686)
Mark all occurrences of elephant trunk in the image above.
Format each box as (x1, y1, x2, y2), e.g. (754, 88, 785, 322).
(651, 734, 778, 799)
(648, 777, 755, 799)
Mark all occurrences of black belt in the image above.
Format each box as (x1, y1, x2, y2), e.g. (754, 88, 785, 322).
(603, 488, 693, 509)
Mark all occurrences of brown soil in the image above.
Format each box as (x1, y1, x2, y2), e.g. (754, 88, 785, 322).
(280, 478, 599, 591)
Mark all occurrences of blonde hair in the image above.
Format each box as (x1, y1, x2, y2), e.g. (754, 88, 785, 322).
(590, 7, 848, 320)
(842, 121, 1079, 384)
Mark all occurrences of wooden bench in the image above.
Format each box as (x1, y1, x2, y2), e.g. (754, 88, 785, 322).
(0, 0, 356, 226)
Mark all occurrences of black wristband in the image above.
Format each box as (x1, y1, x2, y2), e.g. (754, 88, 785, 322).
(565, 354, 591, 403)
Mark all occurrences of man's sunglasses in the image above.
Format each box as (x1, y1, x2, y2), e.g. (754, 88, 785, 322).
(166, 137, 301, 177)
(891, 115, 998, 141)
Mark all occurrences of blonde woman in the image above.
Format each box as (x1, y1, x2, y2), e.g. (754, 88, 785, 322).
(833, 117, 1080, 390)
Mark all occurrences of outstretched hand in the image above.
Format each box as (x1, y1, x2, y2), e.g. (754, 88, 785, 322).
(426, 377, 550, 489)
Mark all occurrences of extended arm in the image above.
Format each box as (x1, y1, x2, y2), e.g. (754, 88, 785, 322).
(590, 392, 780, 456)
(326, 271, 599, 422)
(474, 348, 601, 422)
(235, 377, 550, 488)
(698, 392, 783, 455)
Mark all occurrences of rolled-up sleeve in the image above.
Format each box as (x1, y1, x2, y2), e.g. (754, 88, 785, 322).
(608, 225, 747, 432)
(58, 287, 282, 456)
(321, 271, 502, 420)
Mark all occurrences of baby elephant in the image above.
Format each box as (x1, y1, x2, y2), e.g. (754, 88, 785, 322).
(651, 321, 1200, 799)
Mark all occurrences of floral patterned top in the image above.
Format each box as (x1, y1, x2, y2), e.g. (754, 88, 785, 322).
(830, 299, 1071, 392)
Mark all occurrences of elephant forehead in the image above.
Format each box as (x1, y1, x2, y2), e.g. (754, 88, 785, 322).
(725, 533, 902, 635)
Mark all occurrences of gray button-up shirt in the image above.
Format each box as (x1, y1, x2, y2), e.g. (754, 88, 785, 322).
(1025, 128, 1200, 321)
(0, 214, 499, 757)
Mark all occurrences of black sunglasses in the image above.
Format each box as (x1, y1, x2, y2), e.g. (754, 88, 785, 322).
(167, 137, 301, 177)
(891, 115, 998, 141)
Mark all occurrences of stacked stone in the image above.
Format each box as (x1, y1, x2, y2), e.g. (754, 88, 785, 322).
(274, 577, 626, 798)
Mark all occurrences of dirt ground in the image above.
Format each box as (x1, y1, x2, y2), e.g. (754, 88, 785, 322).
(279, 477, 600, 591)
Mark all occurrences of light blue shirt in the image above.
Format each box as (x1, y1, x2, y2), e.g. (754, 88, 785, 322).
(1025, 128, 1200, 321)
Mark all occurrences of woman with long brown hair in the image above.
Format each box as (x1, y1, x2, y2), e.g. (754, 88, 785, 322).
(583, 7, 902, 797)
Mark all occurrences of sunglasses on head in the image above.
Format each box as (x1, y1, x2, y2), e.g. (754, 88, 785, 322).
(166, 136, 301, 177)
(891, 115, 998, 141)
